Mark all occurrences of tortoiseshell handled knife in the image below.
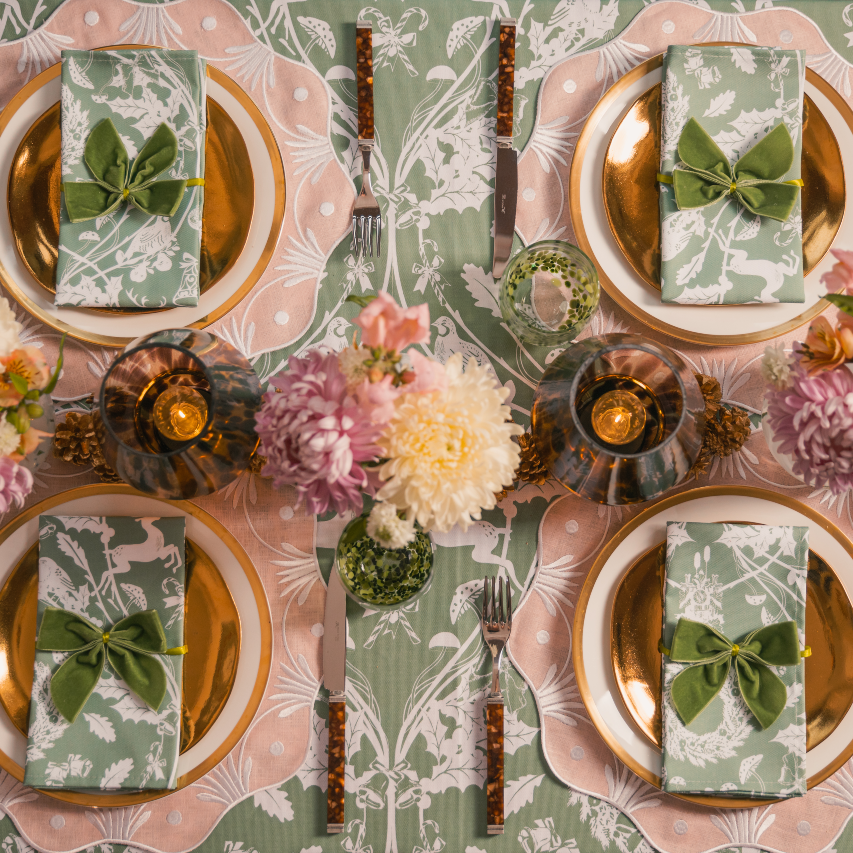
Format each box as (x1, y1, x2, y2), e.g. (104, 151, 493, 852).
(324, 569, 347, 833)
(492, 18, 517, 280)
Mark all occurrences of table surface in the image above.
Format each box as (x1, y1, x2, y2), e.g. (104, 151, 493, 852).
(2, 1, 853, 853)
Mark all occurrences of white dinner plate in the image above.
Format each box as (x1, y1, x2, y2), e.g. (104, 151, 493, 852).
(570, 58, 853, 345)
(0, 485, 271, 805)
(0, 56, 285, 347)
(574, 486, 853, 803)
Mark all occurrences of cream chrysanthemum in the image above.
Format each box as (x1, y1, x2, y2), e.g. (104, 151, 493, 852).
(367, 501, 416, 549)
(0, 299, 22, 359)
(338, 345, 372, 392)
(0, 415, 19, 457)
(377, 353, 522, 532)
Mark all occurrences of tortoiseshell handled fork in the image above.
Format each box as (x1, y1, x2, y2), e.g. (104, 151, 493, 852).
(481, 576, 512, 834)
(352, 20, 381, 259)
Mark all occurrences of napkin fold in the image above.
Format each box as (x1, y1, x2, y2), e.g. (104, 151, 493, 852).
(55, 49, 206, 309)
(659, 45, 805, 304)
(661, 521, 807, 798)
(24, 515, 186, 791)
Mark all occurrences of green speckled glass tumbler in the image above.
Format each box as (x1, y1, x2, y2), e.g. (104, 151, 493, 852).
(499, 240, 599, 346)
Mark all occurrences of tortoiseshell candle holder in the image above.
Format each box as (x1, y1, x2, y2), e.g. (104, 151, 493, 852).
(96, 329, 262, 500)
(531, 334, 705, 505)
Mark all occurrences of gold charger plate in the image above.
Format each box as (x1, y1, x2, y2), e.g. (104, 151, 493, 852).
(0, 484, 271, 807)
(611, 541, 853, 753)
(8, 97, 253, 314)
(574, 486, 853, 808)
(0, 538, 241, 754)
(603, 88, 845, 288)
(0, 45, 286, 347)
(569, 51, 853, 345)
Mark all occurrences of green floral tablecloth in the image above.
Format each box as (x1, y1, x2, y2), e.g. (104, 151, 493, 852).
(4, 1, 853, 853)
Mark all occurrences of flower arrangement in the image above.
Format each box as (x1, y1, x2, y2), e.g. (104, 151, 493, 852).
(0, 298, 64, 513)
(256, 293, 522, 549)
(761, 250, 853, 495)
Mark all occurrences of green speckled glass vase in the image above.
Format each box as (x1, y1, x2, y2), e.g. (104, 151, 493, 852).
(335, 514, 434, 610)
(499, 240, 599, 346)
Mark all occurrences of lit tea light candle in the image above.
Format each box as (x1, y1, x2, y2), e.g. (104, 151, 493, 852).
(591, 389, 646, 445)
(152, 387, 208, 442)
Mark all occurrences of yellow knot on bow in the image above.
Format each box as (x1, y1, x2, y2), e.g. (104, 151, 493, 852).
(102, 632, 110, 643)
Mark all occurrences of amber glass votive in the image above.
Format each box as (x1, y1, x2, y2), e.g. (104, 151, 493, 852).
(531, 334, 705, 505)
(97, 329, 262, 499)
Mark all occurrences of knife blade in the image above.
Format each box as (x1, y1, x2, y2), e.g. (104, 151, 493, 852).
(492, 17, 518, 280)
(324, 569, 347, 833)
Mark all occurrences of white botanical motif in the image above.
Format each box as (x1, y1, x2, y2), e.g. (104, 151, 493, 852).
(275, 230, 329, 289)
(253, 786, 294, 821)
(118, 4, 183, 48)
(273, 542, 319, 606)
(595, 38, 649, 84)
(224, 42, 277, 90)
(808, 51, 853, 98)
(297, 17, 336, 57)
(537, 663, 585, 728)
(194, 755, 252, 805)
(518, 817, 579, 852)
(527, 115, 575, 174)
(604, 759, 661, 813)
(661, 68, 690, 162)
(709, 805, 775, 844)
(283, 123, 336, 183)
(85, 805, 151, 841)
(694, 12, 758, 44)
(362, 8, 428, 76)
(16, 29, 72, 81)
(683, 48, 721, 89)
(271, 655, 319, 719)
(534, 553, 579, 616)
(60, 86, 89, 176)
(819, 760, 853, 808)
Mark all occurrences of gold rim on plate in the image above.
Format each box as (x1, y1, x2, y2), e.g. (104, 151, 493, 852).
(0, 484, 272, 807)
(569, 53, 852, 345)
(0, 46, 286, 347)
(8, 97, 254, 314)
(602, 88, 845, 288)
(573, 485, 853, 808)
(611, 539, 853, 753)
(0, 537, 241, 754)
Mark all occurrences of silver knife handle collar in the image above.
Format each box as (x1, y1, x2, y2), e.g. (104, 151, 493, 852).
(496, 136, 513, 149)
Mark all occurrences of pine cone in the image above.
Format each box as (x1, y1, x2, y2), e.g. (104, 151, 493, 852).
(694, 372, 722, 419)
(494, 484, 515, 503)
(705, 405, 751, 458)
(516, 433, 549, 486)
(248, 452, 267, 476)
(53, 412, 98, 466)
(686, 446, 713, 482)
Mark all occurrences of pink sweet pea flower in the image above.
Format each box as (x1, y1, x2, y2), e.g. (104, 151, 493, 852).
(354, 293, 430, 352)
(821, 249, 853, 295)
(354, 374, 401, 425)
(405, 351, 448, 395)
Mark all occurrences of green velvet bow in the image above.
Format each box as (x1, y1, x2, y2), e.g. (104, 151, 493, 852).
(35, 607, 187, 723)
(62, 119, 203, 224)
(662, 617, 806, 730)
(658, 118, 803, 222)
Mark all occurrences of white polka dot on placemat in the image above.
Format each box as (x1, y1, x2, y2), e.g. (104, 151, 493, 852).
(662, 20, 675, 34)
(269, 741, 284, 756)
(536, 630, 550, 645)
(84, 10, 98, 25)
(274, 311, 290, 326)
(320, 202, 334, 216)
(570, 746, 584, 760)
(522, 187, 535, 202)
(294, 87, 308, 102)
(673, 820, 688, 836)
(280, 505, 295, 520)
(563, 79, 577, 94)
(780, 29, 793, 44)
(166, 811, 182, 826)
(202, 16, 216, 31)
(797, 821, 811, 836)
(49, 816, 65, 830)
(311, 623, 324, 637)
(565, 520, 578, 534)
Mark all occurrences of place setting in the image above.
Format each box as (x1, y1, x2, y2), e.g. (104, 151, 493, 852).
(0, 6, 852, 853)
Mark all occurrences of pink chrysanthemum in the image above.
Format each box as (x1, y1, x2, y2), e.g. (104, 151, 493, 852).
(255, 350, 383, 515)
(766, 362, 853, 495)
(0, 456, 32, 515)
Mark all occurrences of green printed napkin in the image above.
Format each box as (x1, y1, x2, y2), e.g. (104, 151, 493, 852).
(56, 49, 206, 308)
(24, 515, 186, 791)
(661, 522, 807, 798)
(659, 45, 805, 304)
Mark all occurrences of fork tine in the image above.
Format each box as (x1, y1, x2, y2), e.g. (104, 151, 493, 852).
(507, 582, 512, 627)
(490, 577, 497, 629)
(368, 216, 375, 257)
(498, 577, 504, 624)
(376, 217, 382, 258)
(360, 217, 367, 257)
(482, 577, 489, 623)
(351, 216, 357, 251)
